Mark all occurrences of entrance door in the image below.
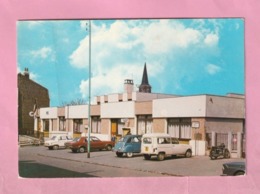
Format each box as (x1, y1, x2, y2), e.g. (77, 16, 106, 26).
(111, 119, 118, 135)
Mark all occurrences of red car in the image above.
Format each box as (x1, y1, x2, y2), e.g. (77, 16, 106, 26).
(69, 136, 115, 153)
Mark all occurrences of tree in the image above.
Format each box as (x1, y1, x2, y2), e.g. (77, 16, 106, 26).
(61, 98, 87, 106)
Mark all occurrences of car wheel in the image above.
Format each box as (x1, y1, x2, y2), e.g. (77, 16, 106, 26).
(79, 147, 85, 153)
(48, 147, 53, 150)
(185, 150, 192, 158)
(116, 152, 123, 157)
(157, 152, 165, 161)
(144, 154, 151, 160)
(106, 145, 112, 151)
(235, 171, 245, 176)
(53, 145, 59, 150)
(126, 152, 133, 158)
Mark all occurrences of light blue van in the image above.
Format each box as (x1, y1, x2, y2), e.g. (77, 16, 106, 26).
(113, 135, 142, 158)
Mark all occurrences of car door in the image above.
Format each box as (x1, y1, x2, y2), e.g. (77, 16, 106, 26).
(131, 136, 141, 152)
(171, 138, 182, 154)
(90, 137, 101, 149)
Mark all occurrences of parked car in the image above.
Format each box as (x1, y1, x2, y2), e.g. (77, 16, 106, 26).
(64, 137, 80, 148)
(44, 135, 73, 150)
(222, 161, 245, 176)
(113, 135, 142, 157)
(69, 136, 115, 153)
(141, 133, 192, 161)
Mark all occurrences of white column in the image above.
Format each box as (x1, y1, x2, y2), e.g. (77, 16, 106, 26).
(40, 119, 44, 132)
(49, 119, 53, 132)
(34, 117, 38, 132)
(211, 131, 216, 146)
(237, 132, 242, 158)
(57, 117, 60, 131)
(228, 131, 232, 153)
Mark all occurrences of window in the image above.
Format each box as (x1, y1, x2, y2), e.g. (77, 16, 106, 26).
(137, 115, 153, 135)
(158, 137, 171, 144)
(73, 119, 83, 133)
(167, 118, 191, 139)
(216, 133, 228, 147)
(59, 116, 66, 131)
(232, 134, 238, 151)
(43, 119, 49, 131)
(143, 137, 152, 144)
(91, 117, 101, 133)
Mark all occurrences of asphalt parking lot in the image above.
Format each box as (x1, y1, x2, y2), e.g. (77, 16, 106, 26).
(19, 145, 245, 177)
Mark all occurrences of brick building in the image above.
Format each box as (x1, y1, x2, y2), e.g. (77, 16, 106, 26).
(18, 68, 50, 135)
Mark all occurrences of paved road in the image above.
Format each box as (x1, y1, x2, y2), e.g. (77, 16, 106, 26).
(19, 146, 245, 178)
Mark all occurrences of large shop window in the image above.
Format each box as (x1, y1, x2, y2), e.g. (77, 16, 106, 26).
(216, 133, 228, 147)
(73, 119, 83, 133)
(59, 116, 66, 131)
(137, 115, 153, 135)
(167, 118, 191, 139)
(91, 117, 101, 134)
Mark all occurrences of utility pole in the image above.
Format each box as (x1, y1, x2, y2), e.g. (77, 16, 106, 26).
(87, 20, 91, 158)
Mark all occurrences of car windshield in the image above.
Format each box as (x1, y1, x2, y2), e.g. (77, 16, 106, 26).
(51, 136, 56, 140)
(72, 137, 80, 142)
(119, 136, 128, 142)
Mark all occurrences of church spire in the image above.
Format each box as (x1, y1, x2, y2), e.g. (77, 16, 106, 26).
(139, 63, 152, 93)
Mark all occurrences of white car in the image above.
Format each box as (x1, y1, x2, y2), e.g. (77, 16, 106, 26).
(141, 133, 192, 161)
(44, 135, 73, 150)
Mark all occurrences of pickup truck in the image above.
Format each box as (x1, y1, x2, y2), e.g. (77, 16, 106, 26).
(141, 133, 192, 161)
(44, 135, 73, 150)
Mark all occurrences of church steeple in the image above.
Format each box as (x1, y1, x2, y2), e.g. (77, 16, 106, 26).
(139, 63, 152, 93)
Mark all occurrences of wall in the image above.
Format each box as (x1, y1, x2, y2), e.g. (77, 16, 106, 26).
(135, 101, 152, 115)
(18, 73, 49, 132)
(101, 101, 135, 118)
(40, 107, 58, 119)
(152, 118, 166, 133)
(65, 105, 88, 119)
(206, 95, 245, 118)
(153, 95, 207, 118)
(205, 118, 244, 133)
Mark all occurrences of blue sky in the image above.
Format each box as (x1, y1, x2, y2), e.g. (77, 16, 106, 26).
(17, 19, 244, 107)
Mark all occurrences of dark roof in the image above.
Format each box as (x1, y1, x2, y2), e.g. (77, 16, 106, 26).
(141, 63, 150, 85)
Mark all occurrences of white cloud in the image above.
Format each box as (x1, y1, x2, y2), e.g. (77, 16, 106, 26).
(204, 33, 219, 46)
(206, 64, 221, 75)
(30, 47, 52, 59)
(70, 19, 223, 96)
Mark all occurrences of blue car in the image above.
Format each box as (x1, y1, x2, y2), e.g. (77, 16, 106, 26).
(113, 135, 142, 158)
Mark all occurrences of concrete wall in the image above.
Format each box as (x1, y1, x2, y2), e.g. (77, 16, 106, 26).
(40, 107, 58, 119)
(65, 105, 88, 119)
(101, 101, 135, 118)
(205, 118, 244, 133)
(135, 101, 152, 115)
(206, 95, 245, 118)
(153, 95, 207, 118)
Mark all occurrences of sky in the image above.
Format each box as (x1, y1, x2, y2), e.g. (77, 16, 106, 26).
(17, 19, 244, 107)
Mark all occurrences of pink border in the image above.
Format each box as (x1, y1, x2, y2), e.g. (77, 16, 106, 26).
(1, 0, 260, 193)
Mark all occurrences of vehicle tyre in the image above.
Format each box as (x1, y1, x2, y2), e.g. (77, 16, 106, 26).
(224, 149, 231, 158)
(235, 171, 245, 176)
(79, 147, 85, 153)
(144, 154, 151, 160)
(106, 145, 112, 151)
(210, 156, 217, 160)
(185, 150, 192, 158)
(53, 145, 59, 150)
(116, 152, 123, 157)
(126, 152, 133, 158)
(157, 152, 165, 161)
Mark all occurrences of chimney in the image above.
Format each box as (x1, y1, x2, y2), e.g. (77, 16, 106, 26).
(124, 79, 134, 93)
(24, 68, 29, 79)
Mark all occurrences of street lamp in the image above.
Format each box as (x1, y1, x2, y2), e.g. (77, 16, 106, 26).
(86, 20, 91, 158)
